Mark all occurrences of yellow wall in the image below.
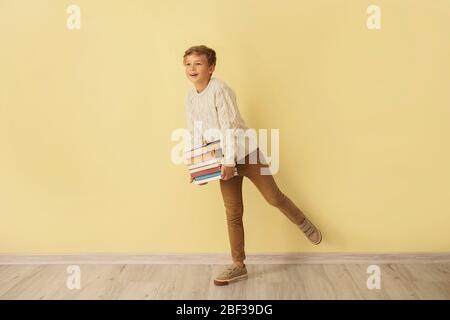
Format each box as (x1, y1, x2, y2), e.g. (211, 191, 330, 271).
(1, 0, 449, 254)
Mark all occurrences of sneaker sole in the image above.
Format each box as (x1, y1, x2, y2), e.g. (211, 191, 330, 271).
(213, 273, 248, 286)
(311, 229, 322, 245)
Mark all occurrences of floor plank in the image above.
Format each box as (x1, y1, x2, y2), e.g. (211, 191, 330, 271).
(0, 264, 449, 300)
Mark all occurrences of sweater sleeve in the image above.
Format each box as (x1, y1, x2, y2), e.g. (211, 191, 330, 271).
(215, 85, 239, 167)
(184, 94, 195, 150)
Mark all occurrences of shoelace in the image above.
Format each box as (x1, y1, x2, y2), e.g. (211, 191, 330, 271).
(220, 264, 240, 277)
(299, 219, 316, 237)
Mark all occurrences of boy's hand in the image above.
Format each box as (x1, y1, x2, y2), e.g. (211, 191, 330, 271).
(221, 165, 235, 181)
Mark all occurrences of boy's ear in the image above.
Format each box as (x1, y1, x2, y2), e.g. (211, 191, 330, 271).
(209, 64, 216, 74)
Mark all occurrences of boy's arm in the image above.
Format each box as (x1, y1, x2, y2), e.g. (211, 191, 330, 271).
(184, 94, 195, 150)
(216, 86, 239, 167)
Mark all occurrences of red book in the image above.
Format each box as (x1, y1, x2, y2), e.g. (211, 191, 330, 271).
(190, 166, 221, 178)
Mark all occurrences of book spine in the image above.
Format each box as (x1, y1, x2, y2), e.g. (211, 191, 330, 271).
(190, 167, 221, 178)
(183, 141, 221, 159)
(187, 158, 220, 170)
(185, 148, 222, 165)
(189, 163, 220, 173)
(195, 171, 222, 181)
(188, 153, 217, 165)
(194, 174, 221, 184)
(193, 170, 239, 185)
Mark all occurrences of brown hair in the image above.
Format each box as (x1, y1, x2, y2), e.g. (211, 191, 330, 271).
(183, 45, 216, 66)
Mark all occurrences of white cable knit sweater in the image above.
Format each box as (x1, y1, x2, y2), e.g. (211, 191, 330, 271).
(184, 77, 258, 167)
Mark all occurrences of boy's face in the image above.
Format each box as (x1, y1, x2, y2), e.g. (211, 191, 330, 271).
(184, 54, 215, 84)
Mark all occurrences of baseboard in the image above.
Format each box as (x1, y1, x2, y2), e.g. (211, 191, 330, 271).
(0, 252, 449, 265)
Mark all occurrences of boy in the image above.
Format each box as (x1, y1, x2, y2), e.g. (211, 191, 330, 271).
(183, 45, 322, 286)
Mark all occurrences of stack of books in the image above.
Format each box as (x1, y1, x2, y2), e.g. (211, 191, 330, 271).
(183, 139, 238, 185)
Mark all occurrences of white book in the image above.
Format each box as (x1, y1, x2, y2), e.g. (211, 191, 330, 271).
(193, 170, 238, 185)
(183, 148, 222, 165)
(187, 158, 221, 170)
(183, 140, 221, 160)
(194, 174, 221, 184)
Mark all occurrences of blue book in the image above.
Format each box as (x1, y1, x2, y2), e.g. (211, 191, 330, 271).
(195, 171, 222, 181)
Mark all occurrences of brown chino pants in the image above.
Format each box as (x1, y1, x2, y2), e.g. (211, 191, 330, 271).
(219, 147, 306, 264)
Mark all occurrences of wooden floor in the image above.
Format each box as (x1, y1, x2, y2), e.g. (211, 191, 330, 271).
(0, 264, 449, 300)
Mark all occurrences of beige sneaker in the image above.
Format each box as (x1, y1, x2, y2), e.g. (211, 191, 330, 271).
(213, 263, 248, 286)
(297, 217, 322, 245)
